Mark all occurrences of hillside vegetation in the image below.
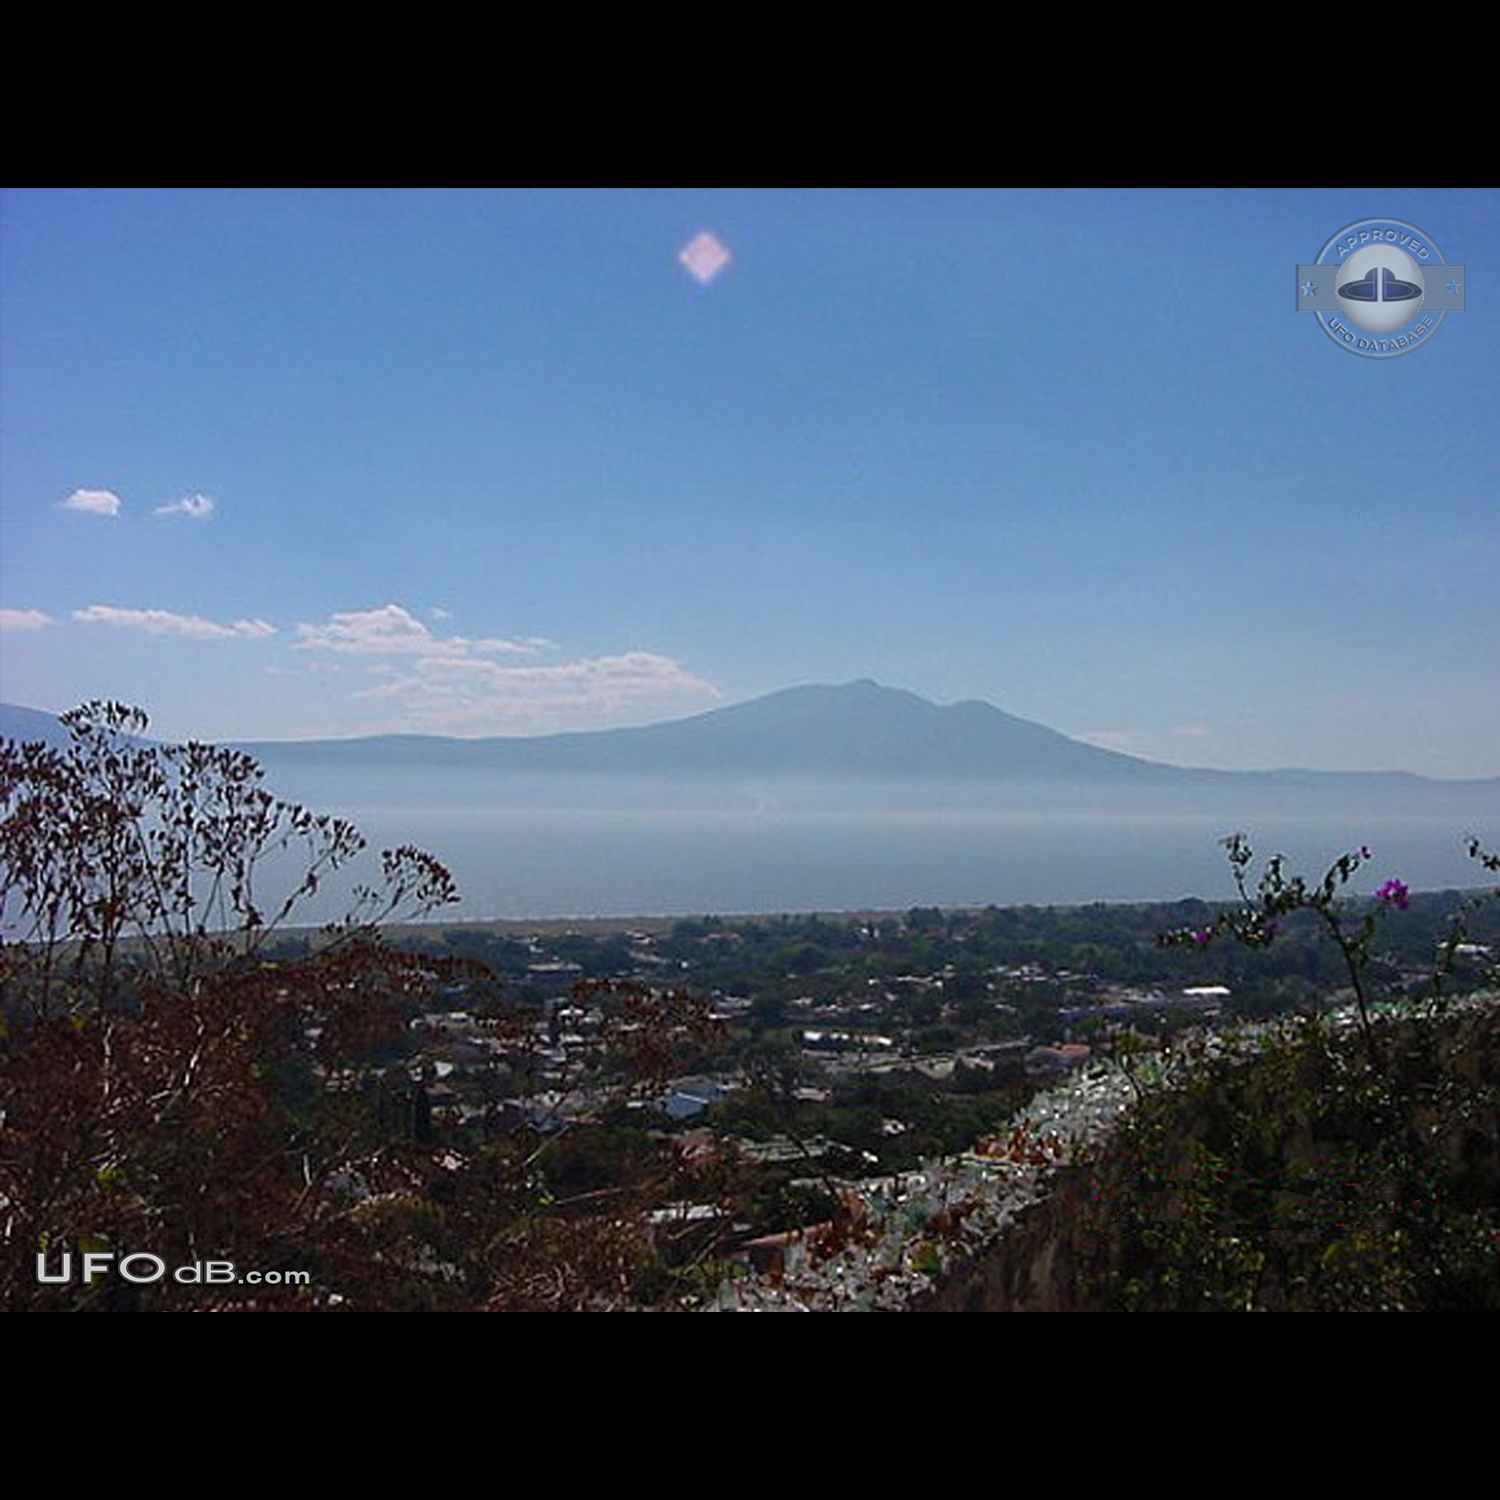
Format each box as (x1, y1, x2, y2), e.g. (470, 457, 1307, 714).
(921, 996, 1500, 1312)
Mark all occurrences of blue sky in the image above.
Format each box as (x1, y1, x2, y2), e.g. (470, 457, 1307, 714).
(2, 188, 1496, 776)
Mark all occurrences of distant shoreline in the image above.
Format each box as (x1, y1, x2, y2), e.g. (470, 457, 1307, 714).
(367, 883, 1498, 941)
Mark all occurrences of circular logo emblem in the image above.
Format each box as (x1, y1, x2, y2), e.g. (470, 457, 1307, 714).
(1334, 243, 1424, 334)
(1306, 218, 1454, 359)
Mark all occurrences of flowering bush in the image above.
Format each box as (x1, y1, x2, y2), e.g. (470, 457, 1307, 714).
(1160, 833, 1414, 1065)
(1106, 833, 1500, 1310)
(1078, 994, 1500, 1310)
(1163, 834, 1498, 1057)
(1375, 878, 1411, 911)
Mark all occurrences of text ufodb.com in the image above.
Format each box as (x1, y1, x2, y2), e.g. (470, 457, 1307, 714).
(36, 1252, 310, 1286)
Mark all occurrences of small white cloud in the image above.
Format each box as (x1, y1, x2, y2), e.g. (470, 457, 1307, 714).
(60, 488, 122, 517)
(73, 604, 276, 641)
(153, 493, 216, 520)
(0, 608, 53, 631)
(295, 604, 453, 655)
(352, 649, 723, 734)
(295, 603, 545, 658)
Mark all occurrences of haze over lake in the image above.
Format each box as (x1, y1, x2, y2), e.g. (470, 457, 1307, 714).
(317, 793, 1497, 923)
(249, 769, 1499, 925)
(6, 682, 1496, 923)
(229, 681, 1498, 920)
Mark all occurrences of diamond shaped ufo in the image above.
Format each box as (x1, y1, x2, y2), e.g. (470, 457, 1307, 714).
(679, 231, 731, 285)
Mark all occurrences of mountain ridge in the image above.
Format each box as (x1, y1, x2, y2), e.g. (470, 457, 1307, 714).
(3, 682, 1496, 790)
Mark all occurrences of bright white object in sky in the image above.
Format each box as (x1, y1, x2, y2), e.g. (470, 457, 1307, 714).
(679, 231, 731, 284)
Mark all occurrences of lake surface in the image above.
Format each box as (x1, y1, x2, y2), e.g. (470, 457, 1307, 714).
(248, 767, 1500, 922)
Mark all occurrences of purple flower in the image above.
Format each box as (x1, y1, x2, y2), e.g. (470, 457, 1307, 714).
(1191, 928, 1212, 945)
(1375, 878, 1410, 911)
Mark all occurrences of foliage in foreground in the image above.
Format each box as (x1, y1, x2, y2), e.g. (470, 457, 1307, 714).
(1077, 1000, 1500, 1310)
(1078, 836, 1500, 1311)
(1, 705, 730, 1310)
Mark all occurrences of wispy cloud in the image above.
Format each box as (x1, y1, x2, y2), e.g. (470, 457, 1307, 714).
(0, 608, 53, 631)
(295, 603, 548, 658)
(153, 493, 215, 520)
(354, 650, 723, 734)
(60, 488, 122, 517)
(73, 605, 277, 641)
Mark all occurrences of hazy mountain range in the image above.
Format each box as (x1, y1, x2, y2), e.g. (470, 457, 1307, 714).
(7, 684, 1497, 917)
(4, 680, 1496, 791)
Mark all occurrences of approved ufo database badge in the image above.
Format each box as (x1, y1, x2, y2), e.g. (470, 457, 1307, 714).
(1296, 219, 1467, 359)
